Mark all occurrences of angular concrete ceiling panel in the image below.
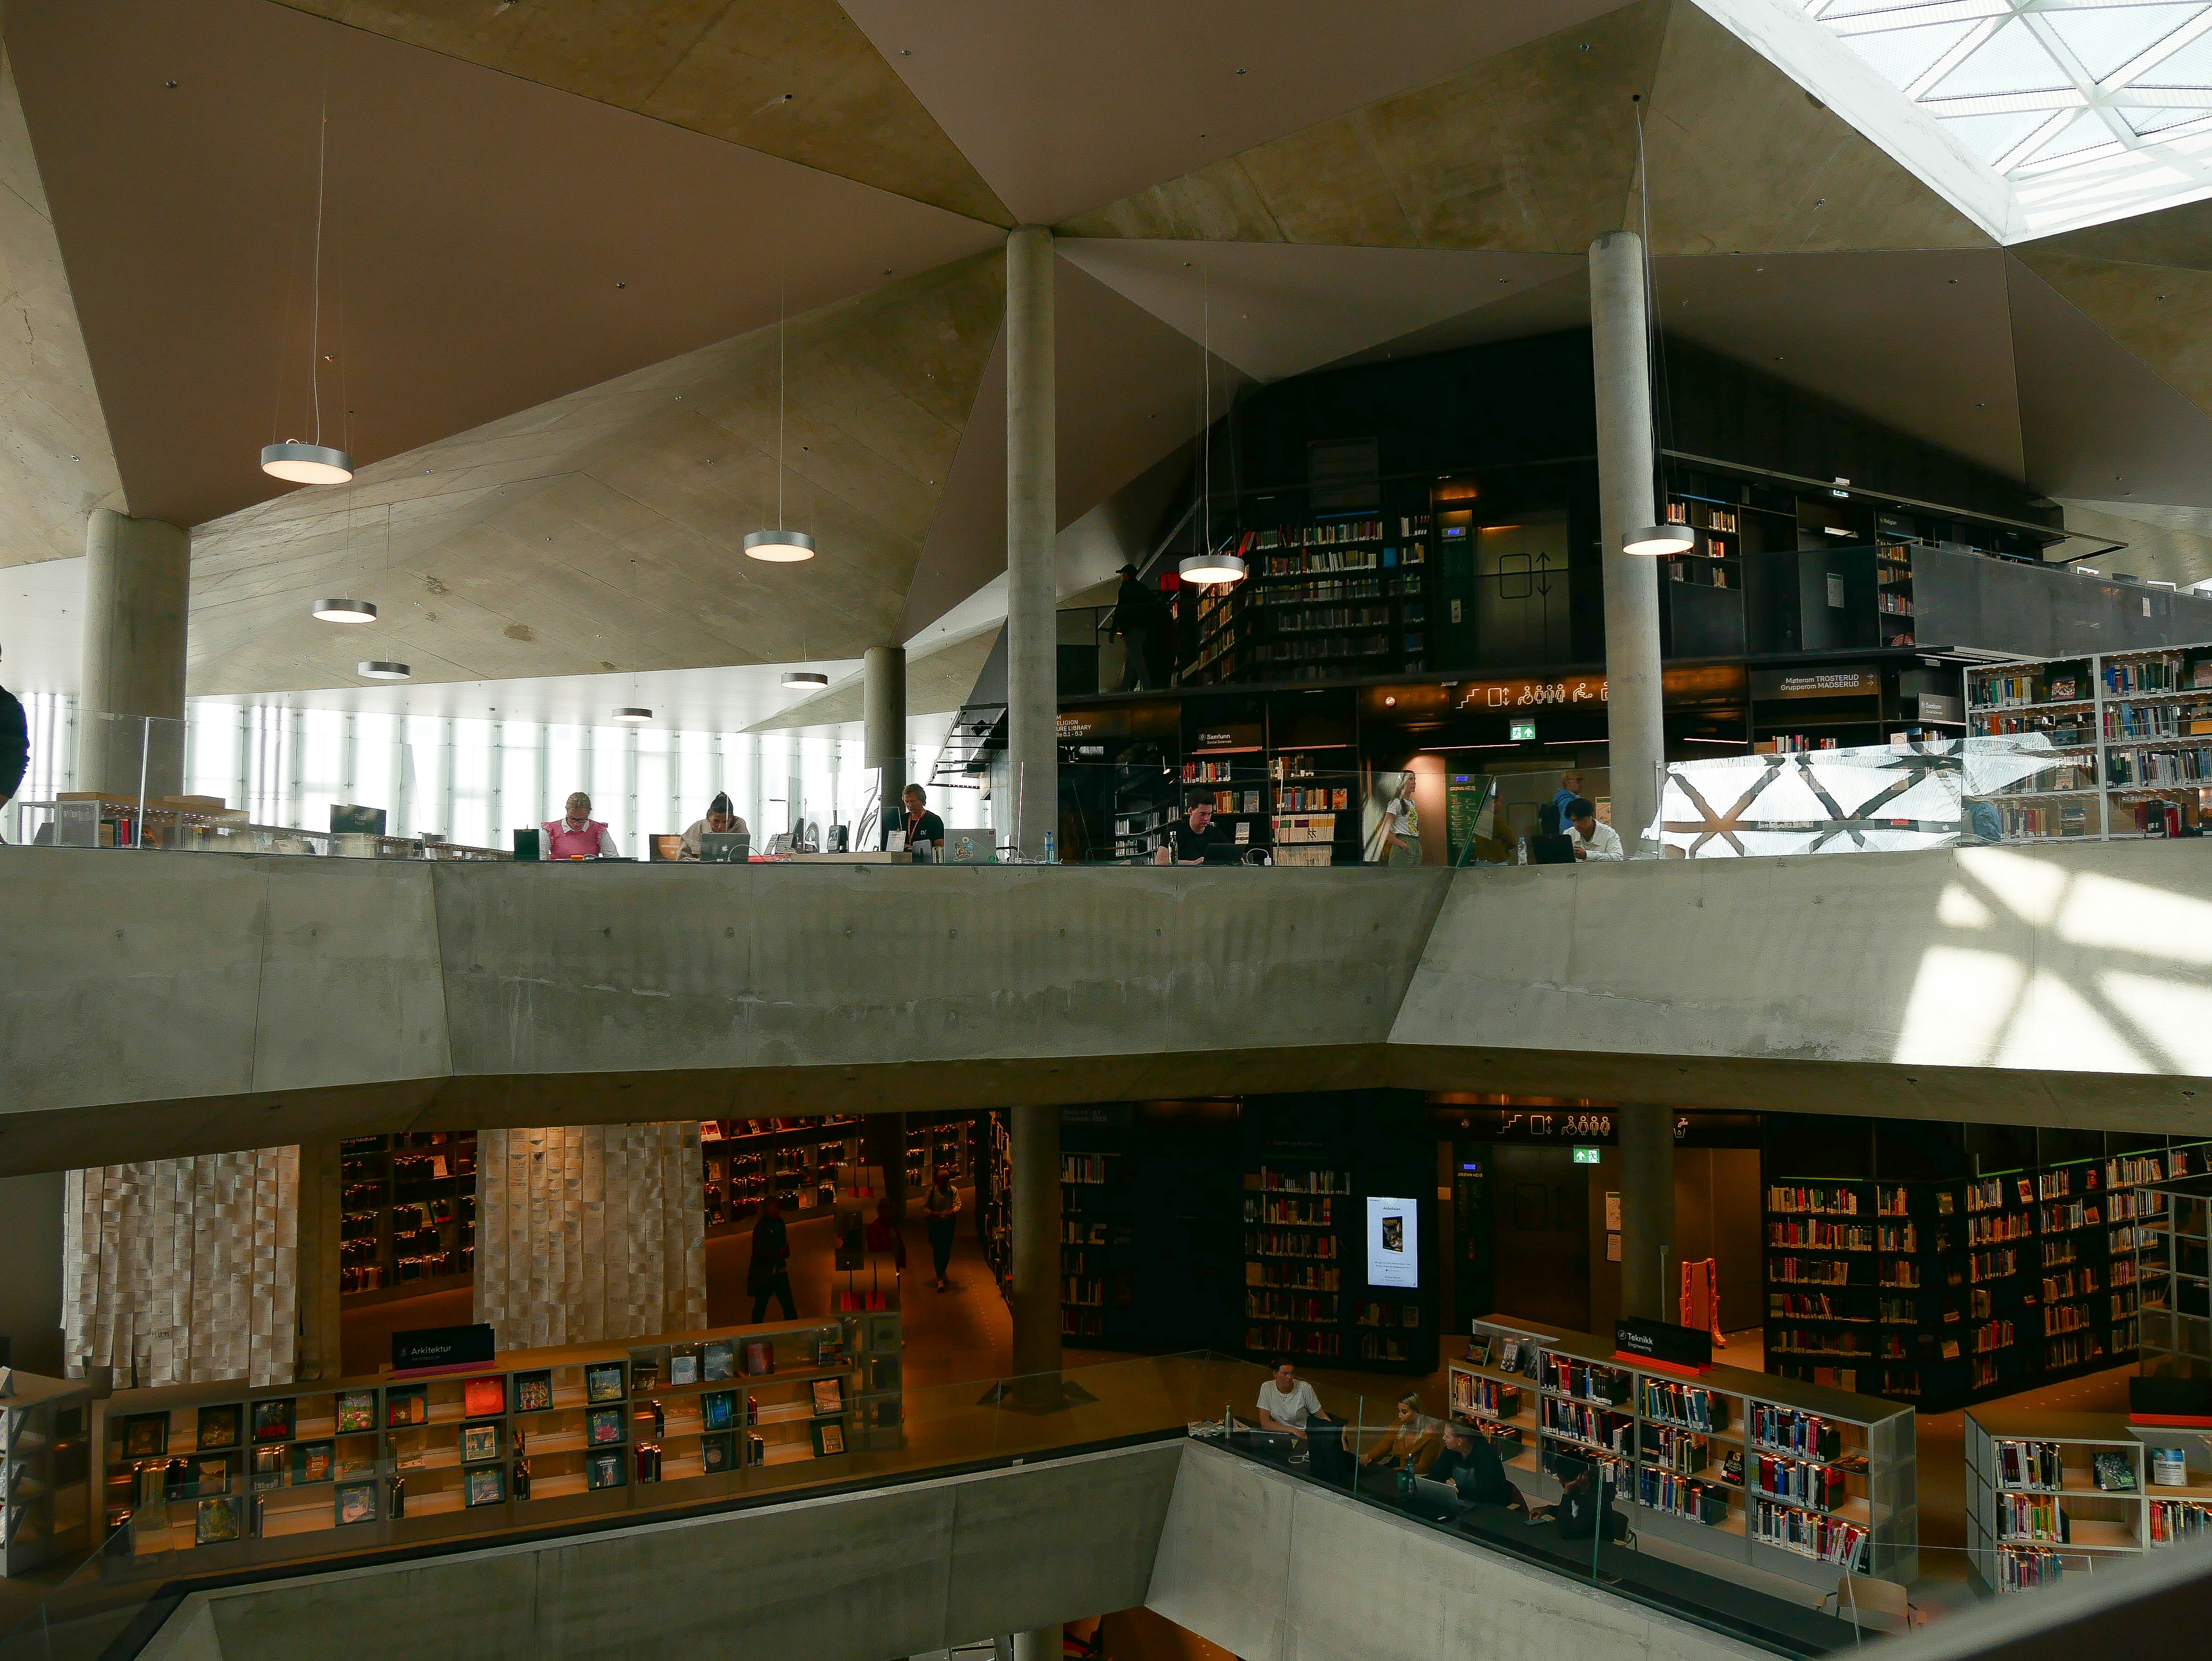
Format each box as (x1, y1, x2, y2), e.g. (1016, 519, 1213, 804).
(187, 256, 1005, 695)
(2006, 253, 2212, 509)
(272, 0, 1010, 223)
(843, 0, 1633, 228)
(1064, 0, 1990, 257)
(1057, 241, 1585, 383)
(0, 43, 121, 567)
(5, 0, 1000, 530)
(745, 623, 1001, 733)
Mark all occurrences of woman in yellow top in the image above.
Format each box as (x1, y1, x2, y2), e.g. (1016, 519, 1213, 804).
(1361, 1392, 1442, 1473)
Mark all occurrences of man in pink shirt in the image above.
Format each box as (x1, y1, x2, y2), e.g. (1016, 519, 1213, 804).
(542, 791, 619, 859)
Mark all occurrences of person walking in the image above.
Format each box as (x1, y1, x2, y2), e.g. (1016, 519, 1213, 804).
(921, 1167, 961, 1292)
(1109, 564, 1160, 692)
(747, 1196, 796, 1322)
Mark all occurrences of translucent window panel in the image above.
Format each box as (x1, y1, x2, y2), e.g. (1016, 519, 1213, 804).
(186, 704, 240, 808)
(723, 734, 758, 832)
(546, 725, 586, 822)
(590, 725, 630, 855)
(499, 721, 541, 838)
(677, 729, 714, 821)
(299, 709, 347, 835)
(758, 735, 794, 841)
(401, 716, 448, 840)
(634, 731, 674, 842)
(448, 719, 495, 850)
(351, 712, 400, 817)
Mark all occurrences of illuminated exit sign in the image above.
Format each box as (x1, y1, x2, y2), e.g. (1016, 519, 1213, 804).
(1573, 1147, 1602, 1165)
(1510, 719, 1537, 742)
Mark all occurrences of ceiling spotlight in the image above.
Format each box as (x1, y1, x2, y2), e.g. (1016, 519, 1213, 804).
(744, 527, 816, 563)
(612, 707, 653, 724)
(311, 597, 377, 623)
(263, 441, 355, 485)
(1830, 476, 1851, 499)
(1621, 524, 1696, 557)
(781, 670, 830, 689)
(356, 660, 410, 681)
(1179, 551, 1247, 586)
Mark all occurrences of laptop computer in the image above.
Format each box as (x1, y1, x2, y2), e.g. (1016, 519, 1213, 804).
(1411, 1475, 1470, 1517)
(699, 832, 750, 863)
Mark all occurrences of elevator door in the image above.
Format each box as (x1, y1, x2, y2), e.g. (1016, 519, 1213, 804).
(1488, 1144, 1590, 1331)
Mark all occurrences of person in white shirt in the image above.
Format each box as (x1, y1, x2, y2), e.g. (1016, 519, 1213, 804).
(1567, 796, 1624, 862)
(1256, 1358, 1324, 1438)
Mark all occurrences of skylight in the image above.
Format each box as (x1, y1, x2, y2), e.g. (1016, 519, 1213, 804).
(1801, 0, 2212, 234)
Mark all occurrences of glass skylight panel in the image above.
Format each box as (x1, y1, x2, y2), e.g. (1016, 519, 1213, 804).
(1799, 0, 2212, 230)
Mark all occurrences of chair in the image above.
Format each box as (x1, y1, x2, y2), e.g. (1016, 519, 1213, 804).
(1819, 1573, 1921, 1631)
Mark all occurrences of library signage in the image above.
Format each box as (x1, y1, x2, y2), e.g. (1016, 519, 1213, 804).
(392, 1322, 497, 1375)
(1193, 722, 1263, 751)
(1614, 1315, 1714, 1375)
(1751, 667, 1880, 700)
(1447, 1107, 1618, 1145)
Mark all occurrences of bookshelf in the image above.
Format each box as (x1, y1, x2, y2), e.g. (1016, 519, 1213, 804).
(97, 1313, 901, 1558)
(1184, 515, 1430, 688)
(1964, 1409, 2212, 1592)
(1059, 1144, 1136, 1345)
(1110, 740, 1179, 863)
(339, 1133, 478, 1302)
(1455, 1317, 1917, 1589)
(1966, 643, 2212, 841)
(1241, 1160, 1351, 1362)
(981, 1111, 1014, 1308)
(1267, 752, 1357, 867)
(2138, 1173, 2212, 1381)
(699, 1118, 860, 1234)
(1180, 753, 1272, 858)
(2, 1373, 94, 1575)
(905, 1119, 973, 1197)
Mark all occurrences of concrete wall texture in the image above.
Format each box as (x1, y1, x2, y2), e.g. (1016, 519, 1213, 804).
(130, 1442, 1755, 1661)
(6, 839, 2212, 1175)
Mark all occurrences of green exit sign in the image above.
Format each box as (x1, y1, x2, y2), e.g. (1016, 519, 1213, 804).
(1573, 1146, 1602, 1165)
(1510, 719, 1537, 742)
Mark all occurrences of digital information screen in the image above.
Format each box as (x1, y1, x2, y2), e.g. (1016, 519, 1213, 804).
(1365, 1195, 1418, 1290)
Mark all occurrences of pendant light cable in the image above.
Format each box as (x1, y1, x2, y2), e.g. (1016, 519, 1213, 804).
(311, 93, 328, 451)
(777, 255, 787, 533)
(1633, 97, 1673, 511)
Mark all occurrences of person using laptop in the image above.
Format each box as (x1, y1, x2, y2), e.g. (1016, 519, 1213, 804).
(1156, 799, 1230, 865)
(1361, 1391, 1441, 1474)
(881, 782, 945, 859)
(1255, 1358, 1324, 1441)
(678, 791, 749, 860)
(1429, 1420, 1525, 1512)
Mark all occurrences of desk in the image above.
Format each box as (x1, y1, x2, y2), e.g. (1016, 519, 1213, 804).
(776, 852, 913, 865)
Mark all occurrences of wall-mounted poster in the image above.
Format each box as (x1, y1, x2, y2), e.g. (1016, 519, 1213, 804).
(1365, 1195, 1418, 1290)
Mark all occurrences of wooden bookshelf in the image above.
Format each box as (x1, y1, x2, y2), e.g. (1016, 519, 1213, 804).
(1185, 515, 1430, 688)
(1241, 1160, 1352, 1362)
(1965, 1408, 2212, 1592)
(1458, 1316, 1917, 1590)
(338, 1133, 477, 1302)
(98, 1313, 901, 1561)
(699, 1118, 861, 1234)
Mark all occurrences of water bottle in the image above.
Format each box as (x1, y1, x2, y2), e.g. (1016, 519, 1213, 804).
(1042, 830, 1057, 865)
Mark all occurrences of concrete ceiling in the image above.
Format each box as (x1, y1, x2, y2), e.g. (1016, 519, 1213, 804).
(15, 0, 2212, 709)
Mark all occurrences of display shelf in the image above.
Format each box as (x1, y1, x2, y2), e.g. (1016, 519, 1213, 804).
(1061, 1122, 1137, 1347)
(1963, 1408, 2212, 1593)
(1457, 1317, 1917, 1589)
(2139, 1171, 2212, 1380)
(97, 1312, 902, 1561)
(1967, 645, 2212, 842)
(338, 1132, 477, 1301)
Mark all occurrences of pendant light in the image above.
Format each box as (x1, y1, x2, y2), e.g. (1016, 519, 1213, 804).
(613, 707, 653, 724)
(357, 660, 410, 681)
(781, 670, 829, 689)
(1179, 260, 1245, 588)
(1618, 95, 1685, 559)
(264, 98, 353, 486)
(312, 597, 377, 623)
(745, 259, 815, 562)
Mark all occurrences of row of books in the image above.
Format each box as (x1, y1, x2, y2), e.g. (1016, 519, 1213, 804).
(1448, 1376, 1522, 1421)
(1997, 1546, 2065, 1589)
(1632, 1466, 1732, 1526)
(1540, 1397, 1632, 1455)
(1753, 1500, 1869, 1567)
(1750, 1406, 1844, 1461)
(1767, 1185, 1862, 1215)
(1752, 1455, 1847, 1511)
(1245, 1325, 1341, 1358)
(1996, 1492, 2063, 1541)
(1768, 1220, 1874, 1252)
(1059, 1153, 1109, 1185)
(1244, 1230, 1338, 1260)
(1638, 1378, 1730, 1431)
(1249, 1166, 1350, 1194)
(1244, 1197, 1331, 1226)
(1243, 1292, 1336, 1322)
(1991, 1439, 2064, 1491)
(2149, 1500, 2212, 1543)
(1538, 1354, 1631, 1405)
(1245, 1262, 1339, 1290)
(1238, 520, 1385, 551)
(2108, 747, 2212, 786)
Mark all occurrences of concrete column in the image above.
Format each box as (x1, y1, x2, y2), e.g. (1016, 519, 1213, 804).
(1617, 1104, 1676, 1322)
(79, 507, 190, 800)
(293, 1139, 344, 1382)
(864, 645, 908, 823)
(1590, 231, 1667, 857)
(1004, 225, 1057, 860)
(1009, 1103, 1061, 1388)
(1013, 1628, 1062, 1661)
(865, 1111, 908, 1223)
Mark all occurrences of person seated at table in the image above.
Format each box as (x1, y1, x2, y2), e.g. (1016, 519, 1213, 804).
(1156, 799, 1230, 865)
(1529, 1454, 1628, 1542)
(881, 782, 944, 859)
(678, 791, 748, 860)
(1255, 1358, 1325, 1440)
(1360, 1391, 1442, 1473)
(1428, 1420, 1525, 1512)
(543, 791, 619, 859)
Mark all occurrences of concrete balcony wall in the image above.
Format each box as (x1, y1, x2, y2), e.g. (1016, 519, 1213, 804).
(8, 839, 2212, 1175)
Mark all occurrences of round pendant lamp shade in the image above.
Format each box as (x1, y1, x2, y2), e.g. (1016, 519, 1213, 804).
(262, 442, 355, 485)
(311, 597, 377, 623)
(744, 527, 816, 563)
(356, 660, 410, 680)
(1179, 552, 1247, 587)
(781, 671, 829, 689)
(612, 707, 653, 724)
(1621, 524, 1696, 557)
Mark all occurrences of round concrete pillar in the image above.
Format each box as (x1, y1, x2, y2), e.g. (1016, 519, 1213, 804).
(1004, 225, 1057, 860)
(79, 507, 190, 800)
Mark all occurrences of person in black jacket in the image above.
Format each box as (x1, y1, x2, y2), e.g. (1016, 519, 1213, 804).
(1109, 565, 1161, 692)
(1537, 1454, 1628, 1542)
(0, 647, 26, 835)
(1430, 1421, 1525, 1511)
(747, 1197, 796, 1322)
